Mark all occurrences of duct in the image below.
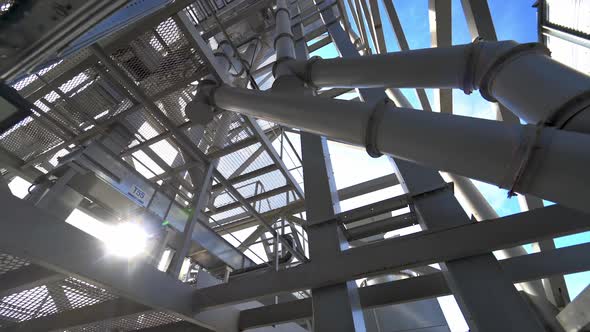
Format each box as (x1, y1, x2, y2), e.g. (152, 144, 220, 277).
(286, 40, 590, 133)
(189, 83, 590, 214)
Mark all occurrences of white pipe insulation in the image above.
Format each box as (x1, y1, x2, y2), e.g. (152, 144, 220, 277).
(190, 84, 590, 214)
(286, 40, 590, 134)
(273, 0, 296, 79)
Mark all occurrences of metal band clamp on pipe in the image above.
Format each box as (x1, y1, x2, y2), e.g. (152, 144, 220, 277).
(365, 99, 390, 158)
(461, 38, 484, 95)
(504, 124, 544, 198)
(544, 90, 590, 129)
(287, 56, 321, 89)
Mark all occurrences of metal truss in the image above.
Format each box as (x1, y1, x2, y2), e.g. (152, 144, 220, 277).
(0, 0, 589, 331)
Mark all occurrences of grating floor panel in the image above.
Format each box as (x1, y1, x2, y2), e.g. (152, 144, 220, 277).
(0, 254, 30, 275)
(0, 277, 118, 324)
(60, 310, 182, 332)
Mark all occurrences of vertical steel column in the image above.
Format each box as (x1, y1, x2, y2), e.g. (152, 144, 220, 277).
(428, 0, 452, 114)
(460, 0, 570, 309)
(288, 2, 366, 330)
(321, 2, 544, 330)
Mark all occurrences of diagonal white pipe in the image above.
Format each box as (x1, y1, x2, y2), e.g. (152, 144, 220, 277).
(189, 85, 590, 214)
(286, 40, 590, 134)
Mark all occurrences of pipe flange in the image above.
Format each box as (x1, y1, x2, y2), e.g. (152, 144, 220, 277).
(462, 37, 484, 95)
(365, 99, 390, 158)
(273, 32, 295, 50)
(274, 7, 290, 18)
(302, 56, 321, 89)
(504, 123, 544, 198)
(544, 89, 590, 128)
(479, 43, 551, 102)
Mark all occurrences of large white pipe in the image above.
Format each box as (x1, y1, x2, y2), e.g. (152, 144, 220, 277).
(287, 40, 590, 134)
(192, 84, 590, 213)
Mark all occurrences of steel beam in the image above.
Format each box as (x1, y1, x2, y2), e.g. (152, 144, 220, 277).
(392, 158, 544, 331)
(365, 0, 386, 53)
(176, 11, 304, 200)
(192, 204, 590, 310)
(211, 185, 292, 215)
(308, 35, 333, 53)
(460, 0, 570, 310)
(239, 241, 590, 329)
(213, 173, 399, 233)
(1, 298, 152, 332)
(542, 22, 590, 49)
(0, 189, 217, 330)
(0, 265, 62, 298)
(292, 2, 366, 328)
(336, 194, 411, 225)
(137, 321, 210, 332)
(428, 0, 452, 114)
(210, 165, 279, 192)
(205, 128, 279, 159)
(459, 0, 520, 123)
(345, 212, 417, 241)
(460, 0, 497, 40)
(557, 285, 590, 331)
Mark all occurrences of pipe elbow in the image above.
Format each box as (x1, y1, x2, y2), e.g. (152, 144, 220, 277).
(467, 40, 550, 101)
(279, 56, 322, 88)
(185, 80, 220, 126)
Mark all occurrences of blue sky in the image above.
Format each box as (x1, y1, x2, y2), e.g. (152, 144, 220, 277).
(312, 0, 590, 301)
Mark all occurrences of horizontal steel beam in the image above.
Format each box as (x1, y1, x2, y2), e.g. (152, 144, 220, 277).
(193, 205, 589, 310)
(335, 193, 411, 225)
(542, 22, 590, 49)
(2, 298, 151, 332)
(206, 127, 279, 160)
(213, 173, 400, 233)
(137, 321, 210, 332)
(0, 265, 62, 297)
(239, 241, 590, 329)
(345, 212, 417, 241)
(211, 164, 279, 192)
(211, 185, 292, 215)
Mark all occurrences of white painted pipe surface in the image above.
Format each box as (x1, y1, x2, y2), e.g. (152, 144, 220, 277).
(208, 85, 590, 213)
(288, 41, 590, 134)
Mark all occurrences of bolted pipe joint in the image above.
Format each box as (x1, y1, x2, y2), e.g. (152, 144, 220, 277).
(185, 79, 220, 126)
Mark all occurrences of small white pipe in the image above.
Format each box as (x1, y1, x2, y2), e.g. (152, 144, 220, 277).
(273, 0, 296, 79)
(200, 85, 590, 213)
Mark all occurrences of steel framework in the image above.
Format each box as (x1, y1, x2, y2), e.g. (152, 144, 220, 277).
(0, 0, 588, 331)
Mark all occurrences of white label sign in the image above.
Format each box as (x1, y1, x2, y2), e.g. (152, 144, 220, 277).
(129, 185, 146, 203)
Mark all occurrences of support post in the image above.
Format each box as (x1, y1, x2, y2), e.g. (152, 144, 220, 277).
(282, 3, 367, 330)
